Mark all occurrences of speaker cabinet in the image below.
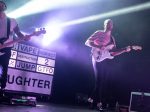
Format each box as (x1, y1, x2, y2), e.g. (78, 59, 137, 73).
(129, 92, 150, 112)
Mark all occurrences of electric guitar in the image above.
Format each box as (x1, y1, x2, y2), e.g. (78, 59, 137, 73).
(92, 45, 142, 62)
(0, 28, 46, 56)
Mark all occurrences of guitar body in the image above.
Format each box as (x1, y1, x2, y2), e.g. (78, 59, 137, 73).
(91, 45, 114, 62)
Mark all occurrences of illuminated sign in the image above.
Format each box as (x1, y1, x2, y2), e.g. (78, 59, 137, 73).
(16, 60, 36, 72)
(18, 43, 38, 55)
(37, 57, 55, 67)
(6, 68, 53, 95)
(17, 52, 37, 63)
(12, 43, 18, 50)
(36, 65, 54, 75)
(39, 49, 56, 59)
(7, 43, 56, 95)
(8, 59, 16, 68)
(10, 50, 17, 59)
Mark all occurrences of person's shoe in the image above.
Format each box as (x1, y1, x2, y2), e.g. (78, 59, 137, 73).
(97, 102, 104, 111)
(87, 97, 93, 103)
(87, 98, 94, 109)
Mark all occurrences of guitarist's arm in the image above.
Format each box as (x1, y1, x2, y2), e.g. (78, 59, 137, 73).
(85, 30, 104, 49)
(13, 25, 31, 41)
(106, 36, 116, 50)
(110, 46, 131, 56)
(110, 36, 116, 49)
(85, 40, 103, 49)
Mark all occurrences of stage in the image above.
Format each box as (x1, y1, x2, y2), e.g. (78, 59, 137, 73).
(0, 102, 115, 112)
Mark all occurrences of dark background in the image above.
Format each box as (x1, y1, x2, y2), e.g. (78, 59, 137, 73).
(3, 0, 150, 105)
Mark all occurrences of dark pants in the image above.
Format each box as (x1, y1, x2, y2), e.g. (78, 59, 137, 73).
(90, 58, 112, 106)
(0, 48, 11, 89)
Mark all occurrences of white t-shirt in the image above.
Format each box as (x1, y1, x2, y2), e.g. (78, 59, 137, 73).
(0, 17, 17, 47)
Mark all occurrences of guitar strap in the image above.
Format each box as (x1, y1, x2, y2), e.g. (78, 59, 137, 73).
(0, 17, 10, 44)
(7, 17, 11, 40)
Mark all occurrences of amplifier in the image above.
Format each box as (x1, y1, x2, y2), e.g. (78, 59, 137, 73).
(129, 92, 150, 112)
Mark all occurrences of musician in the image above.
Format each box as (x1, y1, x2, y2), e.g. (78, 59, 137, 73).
(0, 1, 30, 96)
(85, 19, 122, 110)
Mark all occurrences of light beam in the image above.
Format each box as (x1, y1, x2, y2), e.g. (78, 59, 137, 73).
(59, 2, 150, 27)
(7, 0, 99, 18)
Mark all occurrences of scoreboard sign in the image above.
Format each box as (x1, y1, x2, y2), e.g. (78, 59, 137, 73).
(6, 43, 56, 95)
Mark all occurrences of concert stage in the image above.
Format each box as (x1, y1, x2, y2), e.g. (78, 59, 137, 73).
(0, 102, 116, 112)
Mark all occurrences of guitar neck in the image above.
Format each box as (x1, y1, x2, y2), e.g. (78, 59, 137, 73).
(0, 38, 23, 49)
(110, 48, 127, 57)
(0, 34, 33, 49)
(0, 29, 46, 50)
(110, 45, 142, 57)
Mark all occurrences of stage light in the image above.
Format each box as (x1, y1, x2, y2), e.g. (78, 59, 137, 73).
(7, 0, 99, 18)
(42, 25, 63, 47)
(7, 1, 150, 47)
(59, 2, 150, 27)
(33, 20, 63, 47)
(32, 1, 150, 47)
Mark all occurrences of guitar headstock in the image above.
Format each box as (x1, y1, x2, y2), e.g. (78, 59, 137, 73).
(125, 46, 132, 52)
(32, 28, 46, 36)
(132, 45, 142, 51)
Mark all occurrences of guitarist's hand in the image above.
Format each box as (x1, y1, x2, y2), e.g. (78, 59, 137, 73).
(24, 35, 31, 41)
(98, 46, 105, 50)
(100, 44, 115, 50)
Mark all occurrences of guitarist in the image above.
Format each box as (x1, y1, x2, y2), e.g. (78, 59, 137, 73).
(85, 19, 131, 110)
(0, 1, 30, 96)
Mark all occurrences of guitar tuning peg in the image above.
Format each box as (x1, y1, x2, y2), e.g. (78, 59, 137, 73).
(35, 28, 40, 31)
(39, 27, 45, 31)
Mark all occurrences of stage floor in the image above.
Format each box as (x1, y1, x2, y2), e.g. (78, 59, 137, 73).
(0, 102, 115, 112)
